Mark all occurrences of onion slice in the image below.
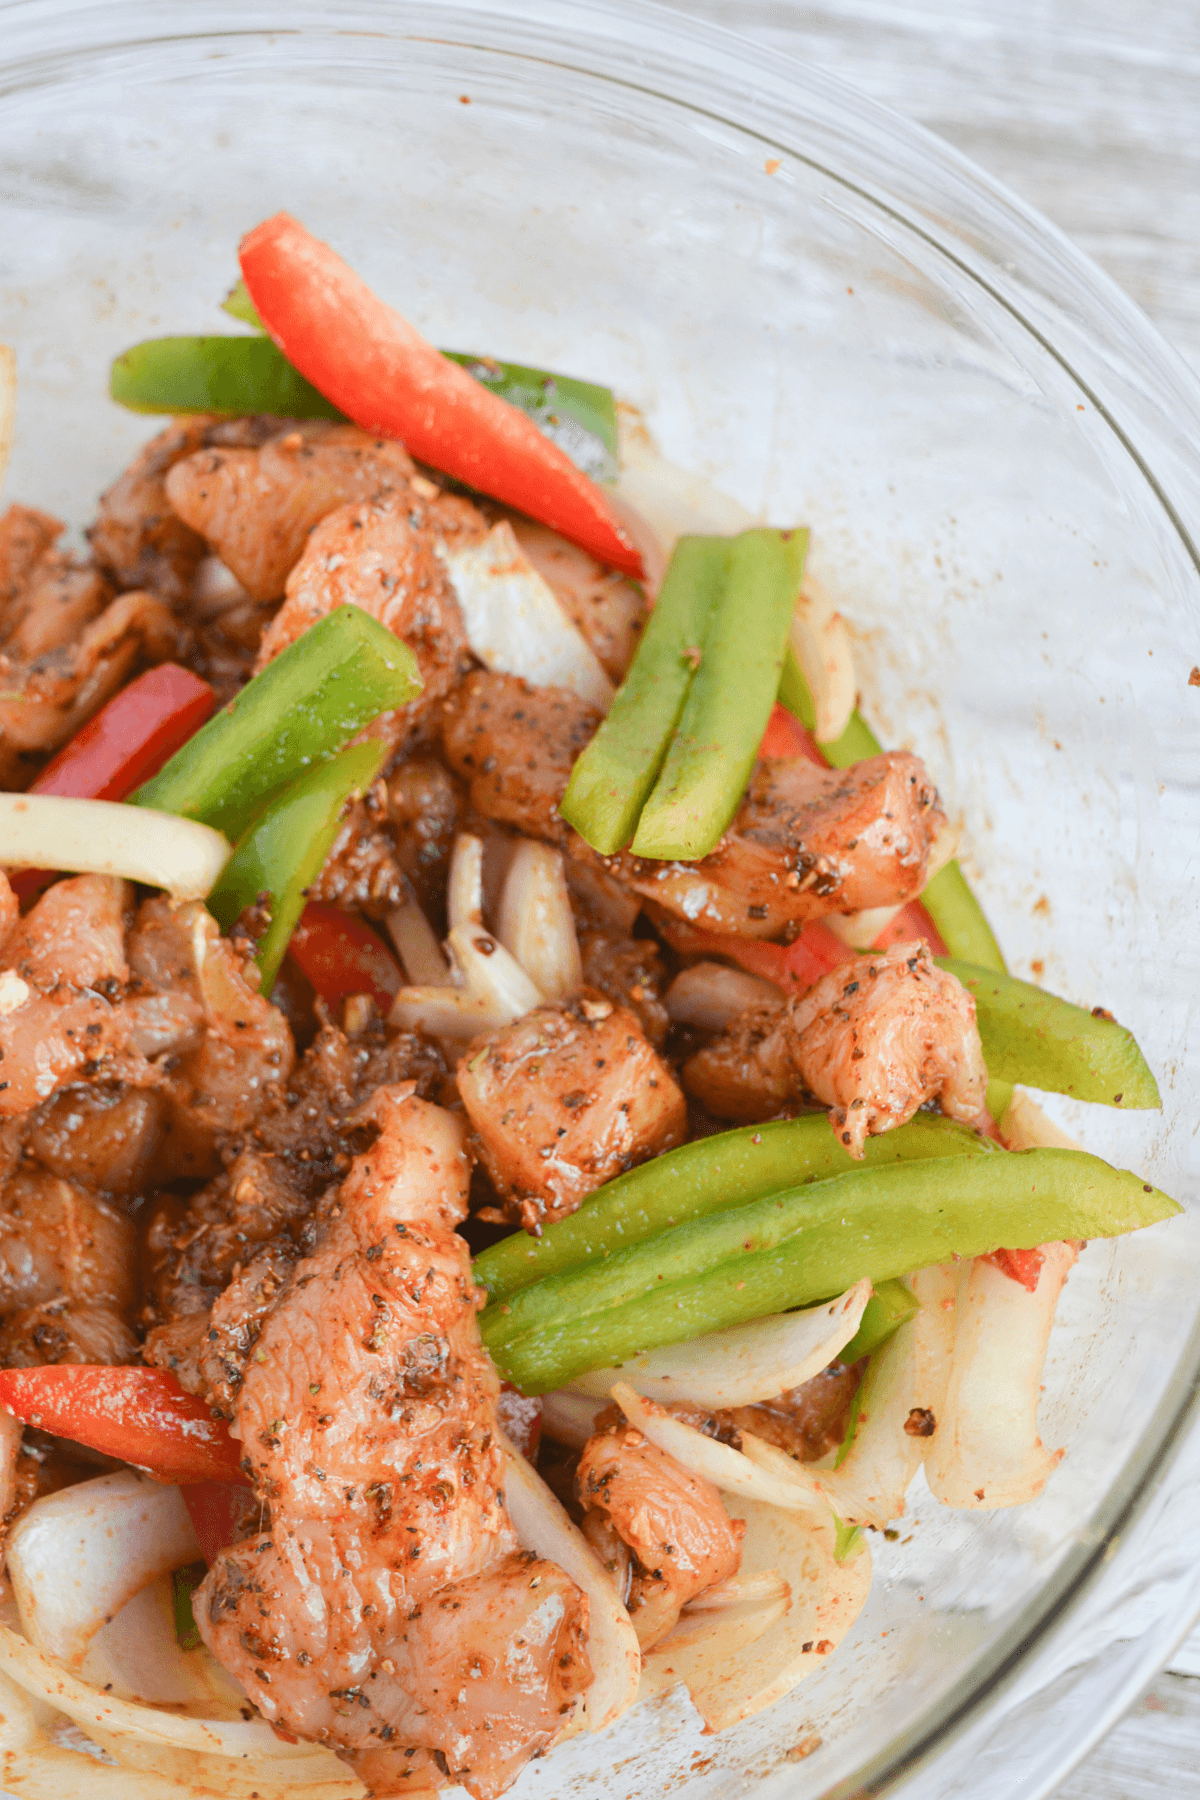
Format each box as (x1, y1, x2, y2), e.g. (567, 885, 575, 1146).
(0, 344, 14, 500)
(737, 1265, 957, 1529)
(541, 1387, 605, 1448)
(788, 572, 855, 746)
(610, 1384, 827, 1519)
(390, 835, 545, 1040)
(0, 795, 229, 900)
(440, 521, 614, 710)
(500, 1434, 641, 1733)
(576, 1282, 870, 1409)
(6, 1473, 200, 1668)
(924, 1242, 1076, 1509)
(0, 1625, 351, 1779)
(386, 876, 451, 986)
(1000, 1088, 1086, 1151)
(663, 961, 781, 1032)
(496, 839, 582, 1003)
(639, 1497, 872, 1733)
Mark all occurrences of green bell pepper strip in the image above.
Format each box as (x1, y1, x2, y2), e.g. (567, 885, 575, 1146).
(172, 1562, 207, 1652)
(222, 277, 265, 328)
(936, 957, 1160, 1109)
(631, 528, 807, 860)
(837, 1279, 919, 1365)
(482, 1148, 1179, 1393)
(559, 536, 729, 854)
(110, 336, 344, 421)
(110, 332, 618, 481)
(833, 1517, 864, 1561)
(130, 605, 419, 841)
(473, 1113, 983, 1307)
(207, 741, 388, 992)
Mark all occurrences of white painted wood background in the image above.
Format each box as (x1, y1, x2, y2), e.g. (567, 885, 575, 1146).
(663, 1, 1200, 1792)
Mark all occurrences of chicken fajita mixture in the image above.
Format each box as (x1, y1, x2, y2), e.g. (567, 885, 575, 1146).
(0, 216, 1176, 1799)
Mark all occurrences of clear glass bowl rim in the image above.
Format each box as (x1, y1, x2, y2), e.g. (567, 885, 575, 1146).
(2, 3, 1200, 1796)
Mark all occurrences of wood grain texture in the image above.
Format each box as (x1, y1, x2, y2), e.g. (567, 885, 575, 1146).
(662, 1, 1200, 1789)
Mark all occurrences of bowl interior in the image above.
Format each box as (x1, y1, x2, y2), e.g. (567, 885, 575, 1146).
(1, 5, 1199, 1796)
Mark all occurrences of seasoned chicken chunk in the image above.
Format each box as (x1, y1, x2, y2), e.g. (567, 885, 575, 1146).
(87, 416, 282, 600)
(577, 1421, 742, 1649)
(684, 940, 988, 1154)
(441, 670, 602, 847)
(165, 421, 424, 602)
(194, 1087, 590, 1797)
(254, 491, 474, 748)
(457, 993, 687, 1231)
(791, 939, 988, 1153)
(440, 671, 946, 938)
(0, 1165, 136, 1369)
(0, 507, 183, 785)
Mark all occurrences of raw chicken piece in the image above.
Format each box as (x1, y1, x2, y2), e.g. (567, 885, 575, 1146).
(87, 415, 282, 600)
(0, 505, 183, 785)
(684, 940, 988, 1154)
(790, 941, 988, 1154)
(679, 1003, 800, 1123)
(194, 1086, 590, 1798)
(440, 671, 946, 937)
(0, 1165, 136, 1368)
(577, 1420, 743, 1649)
(441, 669, 602, 847)
(142, 1014, 446, 1373)
(457, 993, 687, 1231)
(253, 490, 478, 753)
(165, 421, 454, 603)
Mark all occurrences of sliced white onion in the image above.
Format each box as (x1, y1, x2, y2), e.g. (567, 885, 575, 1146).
(681, 1568, 790, 1613)
(0, 1407, 22, 1525)
(638, 1496, 872, 1733)
(386, 878, 451, 987)
(924, 1242, 1076, 1510)
(0, 1625, 354, 1791)
(440, 521, 614, 710)
(663, 961, 781, 1032)
(81, 1575, 246, 1716)
(0, 796, 229, 901)
(500, 1434, 641, 1733)
(390, 835, 545, 1040)
(0, 344, 14, 500)
(610, 1383, 826, 1519)
(576, 1282, 870, 1410)
(447, 831, 485, 932)
(825, 821, 960, 950)
(541, 1388, 606, 1449)
(496, 839, 583, 1003)
(613, 404, 756, 581)
(7, 1472, 200, 1668)
(788, 572, 856, 746)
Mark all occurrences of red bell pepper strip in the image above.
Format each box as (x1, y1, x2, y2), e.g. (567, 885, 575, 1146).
(657, 914, 854, 995)
(238, 213, 643, 580)
(181, 1480, 258, 1563)
(985, 1246, 1046, 1291)
(10, 664, 217, 904)
(0, 1366, 246, 1486)
(286, 902, 402, 1012)
(871, 898, 949, 956)
(757, 701, 826, 767)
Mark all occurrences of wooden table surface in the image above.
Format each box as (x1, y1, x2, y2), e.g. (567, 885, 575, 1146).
(661, 1, 1200, 1793)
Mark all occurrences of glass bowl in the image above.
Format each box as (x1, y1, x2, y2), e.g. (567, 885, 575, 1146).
(2, 3, 1199, 1796)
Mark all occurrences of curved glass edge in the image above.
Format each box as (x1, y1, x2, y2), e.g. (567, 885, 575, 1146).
(2, 3, 1199, 1794)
